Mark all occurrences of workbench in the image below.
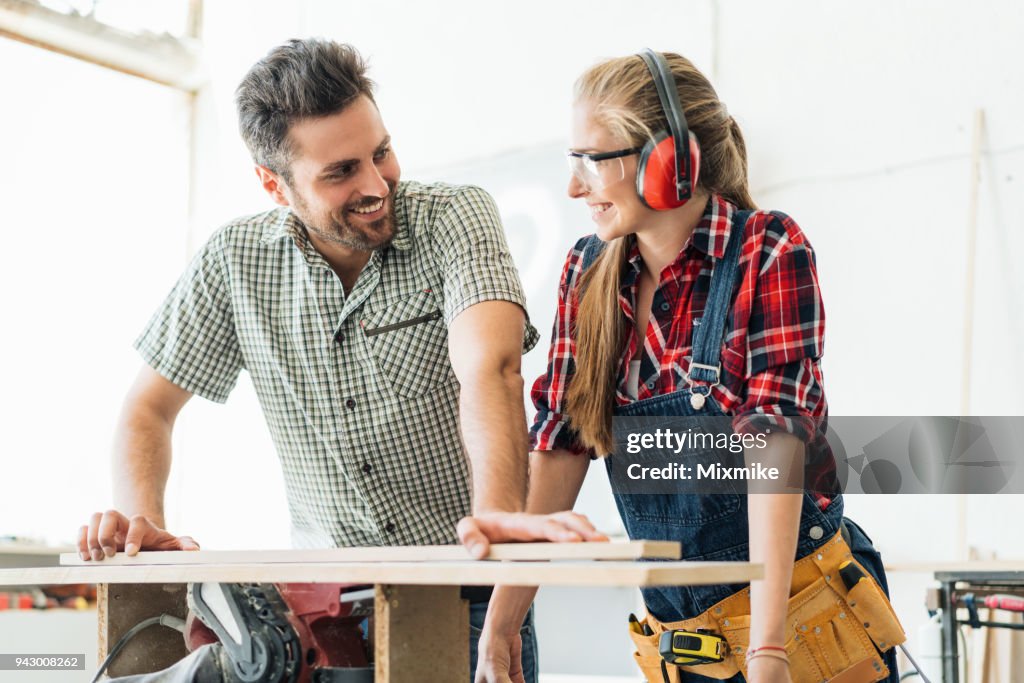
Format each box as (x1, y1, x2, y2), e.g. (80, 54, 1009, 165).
(934, 567, 1024, 683)
(888, 561, 1024, 683)
(0, 542, 764, 682)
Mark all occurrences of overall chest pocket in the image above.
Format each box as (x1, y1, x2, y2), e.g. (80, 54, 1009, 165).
(361, 290, 455, 397)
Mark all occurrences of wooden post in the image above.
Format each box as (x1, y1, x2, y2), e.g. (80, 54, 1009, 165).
(374, 584, 469, 683)
(97, 582, 189, 677)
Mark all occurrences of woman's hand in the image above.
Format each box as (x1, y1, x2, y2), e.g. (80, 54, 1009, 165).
(475, 627, 525, 683)
(457, 511, 608, 559)
(745, 655, 792, 683)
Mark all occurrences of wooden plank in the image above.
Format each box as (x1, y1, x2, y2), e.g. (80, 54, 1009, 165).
(375, 585, 468, 683)
(0, 560, 762, 588)
(99, 583, 189, 677)
(60, 540, 680, 566)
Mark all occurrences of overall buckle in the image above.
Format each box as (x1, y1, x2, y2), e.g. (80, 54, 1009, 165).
(685, 362, 721, 386)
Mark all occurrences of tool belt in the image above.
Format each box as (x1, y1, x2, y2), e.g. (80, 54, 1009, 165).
(628, 527, 905, 682)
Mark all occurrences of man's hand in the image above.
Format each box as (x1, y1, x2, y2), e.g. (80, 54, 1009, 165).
(457, 510, 608, 559)
(77, 509, 199, 561)
(475, 629, 524, 683)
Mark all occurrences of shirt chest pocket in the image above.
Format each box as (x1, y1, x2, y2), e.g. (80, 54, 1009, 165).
(361, 290, 455, 397)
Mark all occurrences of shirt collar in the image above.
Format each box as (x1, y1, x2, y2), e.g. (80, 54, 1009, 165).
(691, 193, 736, 259)
(389, 182, 412, 251)
(260, 208, 305, 246)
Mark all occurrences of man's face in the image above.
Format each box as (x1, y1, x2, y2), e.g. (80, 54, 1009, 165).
(279, 95, 401, 252)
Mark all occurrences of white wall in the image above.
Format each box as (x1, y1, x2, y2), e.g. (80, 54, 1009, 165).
(713, 1, 1024, 672)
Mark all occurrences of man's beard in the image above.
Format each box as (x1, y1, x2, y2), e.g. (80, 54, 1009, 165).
(293, 183, 397, 251)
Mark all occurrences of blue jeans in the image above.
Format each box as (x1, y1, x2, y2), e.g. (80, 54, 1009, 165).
(469, 601, 538, 683)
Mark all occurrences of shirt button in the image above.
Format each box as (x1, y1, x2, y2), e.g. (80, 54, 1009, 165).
(660, 302, 671, 312)
(384, 522, 396, 533)
(361, 462, 373, 474)
(345, 398, 356, 409)
(646, 381, 656, 389)
(809, 525, 824, 540)
(334, 330, 344, 344)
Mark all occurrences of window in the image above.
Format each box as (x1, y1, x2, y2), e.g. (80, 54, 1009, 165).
(0, 36, 191, 544)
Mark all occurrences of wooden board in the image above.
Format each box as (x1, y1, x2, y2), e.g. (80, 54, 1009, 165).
(0, 560, 762, 588)
(375, 585, 468, 683)
(60, 540, 681, 566)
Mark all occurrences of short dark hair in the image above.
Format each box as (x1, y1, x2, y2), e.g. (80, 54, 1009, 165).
(235, 38, 376, 179)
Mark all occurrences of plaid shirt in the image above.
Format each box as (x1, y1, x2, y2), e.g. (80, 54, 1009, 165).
(530, 194, 836, 495)
(137, 181, 538, 548)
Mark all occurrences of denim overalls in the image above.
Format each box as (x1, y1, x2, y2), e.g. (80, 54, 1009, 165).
(580, 210, 898, 682)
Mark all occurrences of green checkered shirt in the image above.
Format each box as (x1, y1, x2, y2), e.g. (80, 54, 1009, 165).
(136, 181, 539, 548)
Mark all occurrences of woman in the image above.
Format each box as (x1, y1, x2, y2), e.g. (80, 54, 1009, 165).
(461, 50, 902, 683)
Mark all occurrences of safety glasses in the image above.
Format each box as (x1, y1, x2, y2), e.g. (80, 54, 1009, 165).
(566, 147, 642, 191)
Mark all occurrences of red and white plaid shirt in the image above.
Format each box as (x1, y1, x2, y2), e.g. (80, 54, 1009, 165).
(530, 194, 837, 497)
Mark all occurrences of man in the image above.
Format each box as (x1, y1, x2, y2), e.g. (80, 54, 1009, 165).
(74, 38, 597, 682)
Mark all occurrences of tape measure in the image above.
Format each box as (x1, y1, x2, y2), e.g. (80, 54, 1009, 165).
(658, 628, 727, 665)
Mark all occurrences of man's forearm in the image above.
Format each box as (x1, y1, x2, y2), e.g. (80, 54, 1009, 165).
(112, 401, 174, 526)
(460, 366, 529, 513)
(446, 300, 531, 513)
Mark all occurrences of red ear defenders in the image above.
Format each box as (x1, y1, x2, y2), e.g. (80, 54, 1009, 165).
(636, 49, 701, 211)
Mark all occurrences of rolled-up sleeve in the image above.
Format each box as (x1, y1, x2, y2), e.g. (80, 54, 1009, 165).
(731, 239, 827, 443)
(430, 186, 539, 352)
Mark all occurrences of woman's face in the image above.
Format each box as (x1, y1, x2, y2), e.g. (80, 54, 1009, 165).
(568, 101, 650, 241)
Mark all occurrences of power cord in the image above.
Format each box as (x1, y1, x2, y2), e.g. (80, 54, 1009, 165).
(91, 614, 186, 683)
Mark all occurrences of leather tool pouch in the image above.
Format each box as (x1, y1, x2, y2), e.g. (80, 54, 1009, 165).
(627, 528, 905, 682)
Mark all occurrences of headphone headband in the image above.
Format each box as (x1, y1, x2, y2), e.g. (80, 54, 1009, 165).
(637, 48, 692, 199)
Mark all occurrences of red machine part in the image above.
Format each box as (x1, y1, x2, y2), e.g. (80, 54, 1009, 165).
(185, 583, 371, 683)
(277, 583, 371, 677)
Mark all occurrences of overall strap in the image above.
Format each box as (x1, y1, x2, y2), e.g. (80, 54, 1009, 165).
(687, 209, 750, 386)
(578, 234, 607, 273)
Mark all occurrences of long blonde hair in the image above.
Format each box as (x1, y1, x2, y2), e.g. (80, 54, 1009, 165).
(566, 52, 757, 455)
